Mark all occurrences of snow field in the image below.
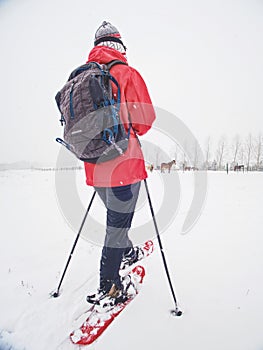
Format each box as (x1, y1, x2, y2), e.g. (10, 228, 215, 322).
(0, 169, 262, 350)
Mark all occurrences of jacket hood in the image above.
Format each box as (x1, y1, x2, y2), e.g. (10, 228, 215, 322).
(87, 46, 128, 65)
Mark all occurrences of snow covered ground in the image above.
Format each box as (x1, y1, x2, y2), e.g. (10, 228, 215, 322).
(0, 168, 263, 350)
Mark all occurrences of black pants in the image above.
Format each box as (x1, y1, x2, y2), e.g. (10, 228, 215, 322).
(95, 181, 141, 289)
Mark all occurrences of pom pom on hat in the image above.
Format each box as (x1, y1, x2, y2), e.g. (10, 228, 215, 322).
(94, 21, 121, 41)
(94, 21, 126, 51)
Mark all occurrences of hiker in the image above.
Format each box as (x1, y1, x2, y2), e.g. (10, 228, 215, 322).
(85, 21, 156, 305)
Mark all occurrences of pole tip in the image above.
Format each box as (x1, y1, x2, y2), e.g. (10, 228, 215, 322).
(171, 309, 183, 317)
(50, 291, 60, 298)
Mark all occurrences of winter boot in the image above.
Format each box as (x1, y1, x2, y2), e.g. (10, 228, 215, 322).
(120, 240, 154, 271)
(86, 279, 128, 307)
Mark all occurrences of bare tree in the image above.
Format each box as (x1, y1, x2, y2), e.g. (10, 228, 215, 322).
(204, 137, 211, 170)
(231, 134, 242, 165)
(255, 133, 263, 170)
(193, 140, 200, 168)
(181, 139, 189, 170)
(155, 145, 161, 169)
(238, 144, 245, 166)
(216, 136, 227, 170)
(169, 144, 178, 163)
(245, 133, 253, 171)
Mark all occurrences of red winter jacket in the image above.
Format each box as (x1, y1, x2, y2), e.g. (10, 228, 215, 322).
(84, 46, 156, 187)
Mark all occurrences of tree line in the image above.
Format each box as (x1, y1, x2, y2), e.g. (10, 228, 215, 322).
(144, 133, 263, 171)
(200, 133, 263, 171)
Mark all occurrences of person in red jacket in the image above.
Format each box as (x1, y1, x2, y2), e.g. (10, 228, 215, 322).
(86, 21, 156, 305)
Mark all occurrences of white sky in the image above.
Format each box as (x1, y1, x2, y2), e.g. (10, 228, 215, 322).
(0, 0, 262, 164)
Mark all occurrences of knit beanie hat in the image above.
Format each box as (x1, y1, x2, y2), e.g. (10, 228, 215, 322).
(94, 21, 127, 52)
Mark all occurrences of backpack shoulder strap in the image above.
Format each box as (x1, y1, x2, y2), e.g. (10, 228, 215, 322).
(68, 63, 91, 81)
(68, 62, 105, 81)
(102, 60, 127, 106)
(106, 60, 128, 71)
(68, 60, 126, 81)
(105, 60, 136, 140)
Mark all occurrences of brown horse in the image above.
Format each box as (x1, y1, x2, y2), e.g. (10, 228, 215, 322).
(161, 160, 176, 173)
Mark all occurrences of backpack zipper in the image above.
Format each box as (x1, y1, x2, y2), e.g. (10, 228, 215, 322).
(69, 81, 75, 119)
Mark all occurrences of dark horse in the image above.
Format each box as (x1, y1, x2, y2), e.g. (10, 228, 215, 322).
(161, 160, 176, 173)
(234, 164, 244, 172)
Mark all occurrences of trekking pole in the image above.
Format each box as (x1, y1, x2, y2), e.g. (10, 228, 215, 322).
(51, 191, 96, 298)
(144, 179, 182, 316)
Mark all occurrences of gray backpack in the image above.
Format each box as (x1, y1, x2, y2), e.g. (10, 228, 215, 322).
(55, 60, 130, 163)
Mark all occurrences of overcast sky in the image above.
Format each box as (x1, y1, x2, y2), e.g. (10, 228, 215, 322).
(0, 0, 262, 164)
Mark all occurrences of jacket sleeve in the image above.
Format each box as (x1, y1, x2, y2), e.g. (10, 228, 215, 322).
(125, 68, 156, 136)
